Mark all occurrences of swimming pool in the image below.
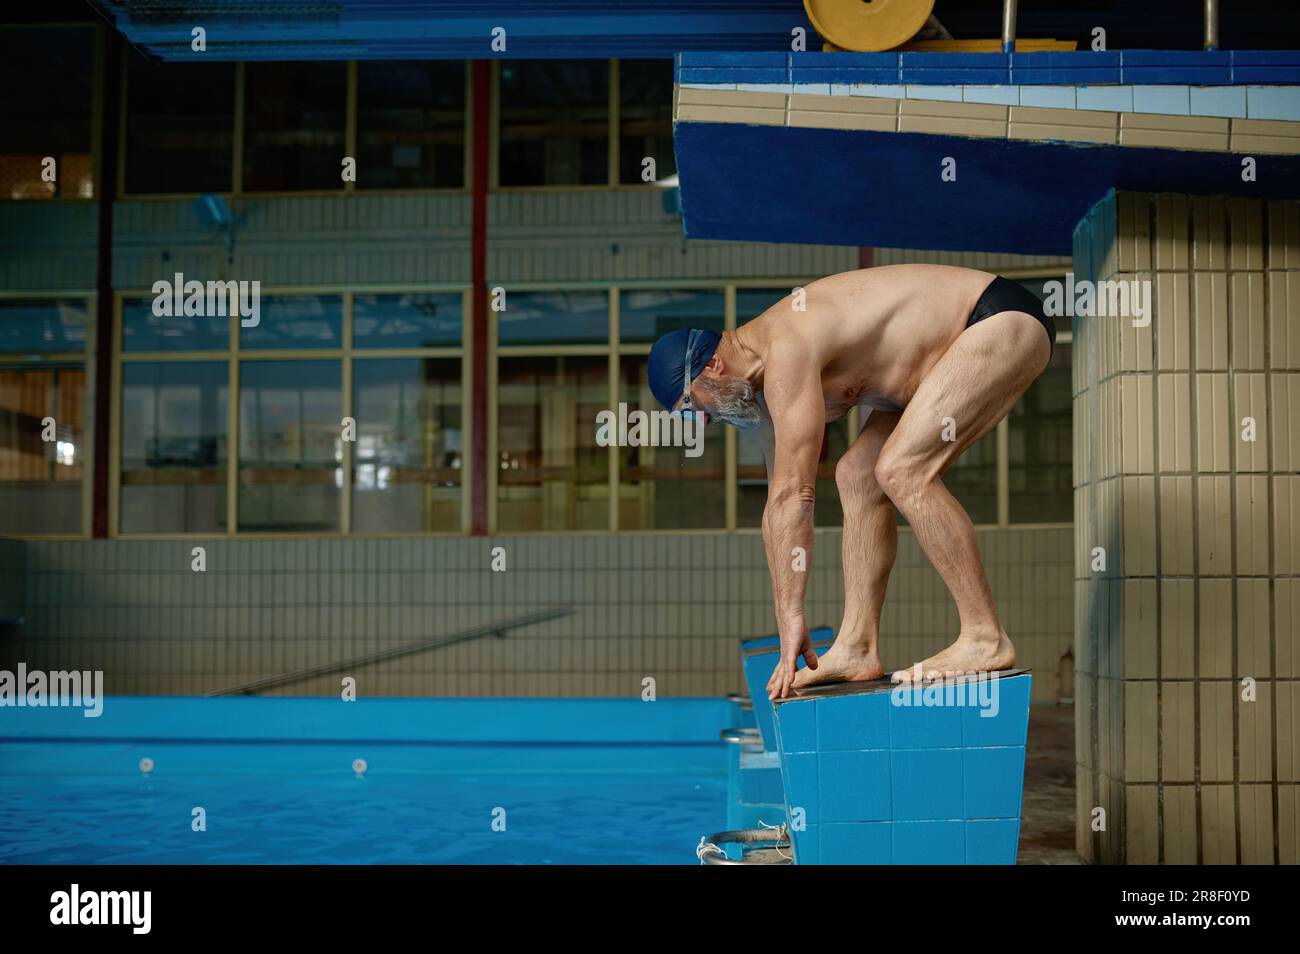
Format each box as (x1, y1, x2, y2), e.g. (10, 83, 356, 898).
(0, 698, 733, 865)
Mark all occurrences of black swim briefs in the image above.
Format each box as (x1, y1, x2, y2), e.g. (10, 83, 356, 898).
(966, 275, 1055, 357)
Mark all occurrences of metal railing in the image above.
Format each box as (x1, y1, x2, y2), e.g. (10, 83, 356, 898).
(207, 606, 573, 696)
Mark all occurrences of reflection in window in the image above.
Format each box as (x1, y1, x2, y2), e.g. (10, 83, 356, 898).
(120, 362, 227, 533)
(239, 295, 343, 350)
(497, 356, 608, 532)
(1010, 342, 1072, 523)
(352, 358, 461, 532)
(498, 61, 608, 186)
(618, 288, 723, 345)
(0, 27, 94, 199)
(0, 365, 84, 534)
(239, 360, 341, 531)
(617, 355, 725, 530)
(243, 62, 346, 191)
(498, 291, 608, 346)
(125, 59, 235, 194)
(735, 287, 795, 325)
(618, 60, 675, 184)
(737, 418, 848, 530)
(357, 62, 465, 189)
(122, 296, 228, 352)
(354, 293, 462, 349)
(0, 299, 87, 352)
(944, 432, 998, 526)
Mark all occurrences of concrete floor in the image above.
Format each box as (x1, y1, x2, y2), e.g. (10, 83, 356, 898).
(1019, 704, 1081, 864)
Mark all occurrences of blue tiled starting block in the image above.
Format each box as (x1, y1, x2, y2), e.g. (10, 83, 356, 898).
(772, 670, 1032, 865)
(741, 627, 834, 752)
(724, 630, 833, 846)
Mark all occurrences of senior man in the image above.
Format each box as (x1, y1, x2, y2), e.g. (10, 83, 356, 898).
(646, 265, 1053, 699)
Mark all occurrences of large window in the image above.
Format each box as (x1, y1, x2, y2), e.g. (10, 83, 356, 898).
(116, 290, 467, 535)
(1008, 277, 1073, 524)
(242, 62, 347, 192)
(124, 58, 235, 195)
(357, 62, 466, 190)
(498, 355, 610, 532)
(497, 61, 609, 187)
(107, 278, 1068, 537)
(618, 60, 675, 185)
(114, 56, 674, 196)
(0, 27, 94, 199)
(120, 362, 227, 533)
(0, 298, 89, 535)
(618, 289, 726, 529)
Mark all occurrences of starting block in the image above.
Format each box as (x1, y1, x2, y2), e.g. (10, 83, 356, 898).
(772, 669, 1032, 864)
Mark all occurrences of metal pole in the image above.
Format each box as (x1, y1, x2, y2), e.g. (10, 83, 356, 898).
(1001, 0, 1018, 54)
(1204, 0, 1219, 51)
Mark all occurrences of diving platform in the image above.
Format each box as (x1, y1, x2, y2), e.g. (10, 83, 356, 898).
(772, 670, 1033, 865)
(672, 50, 1300, 254)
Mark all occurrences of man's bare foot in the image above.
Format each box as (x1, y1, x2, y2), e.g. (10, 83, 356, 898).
(791, 642, 884, 692)
(891, 629, 1016, 683)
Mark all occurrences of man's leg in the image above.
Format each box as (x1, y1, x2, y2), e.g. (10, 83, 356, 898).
(792, 410, 899, 689)
(875, 310, 1050, 681)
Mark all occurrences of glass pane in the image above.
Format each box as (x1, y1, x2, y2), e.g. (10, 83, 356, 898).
(352, 358, 462, 532)
(240, 295, 342, 350)
(497, 356, 608, 532)
(618, 288, 723, 345)
(499, 61, 609, 186)
(354, 293, 462, 349)
(617, 354, 725, 530)
(357, 61, 465, 189)
(125, 59, 235, 194)
(498, 291, 608, 346)
(243, 62, 346, 191)
(0, 299, 87, 352)
(238, 360, 341, 532)
(737, 419, 848, 529)
(0, 365, 84, 534)
(122, 295, 229, 352)
(944, 432, 998, 526)
(736, 286, 798, 325)
(1010, 341, 1072, 523)
(618, 59, 675, 184)
(120, 362, 227, 533)
(0, 27, 94, 199)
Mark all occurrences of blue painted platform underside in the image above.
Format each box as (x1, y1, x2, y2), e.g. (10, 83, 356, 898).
(676, 122, 1299, 255)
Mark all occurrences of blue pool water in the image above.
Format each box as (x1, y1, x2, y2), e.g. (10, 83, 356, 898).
(0, 698, 733, 865)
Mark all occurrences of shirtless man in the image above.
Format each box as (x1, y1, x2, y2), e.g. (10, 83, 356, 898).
(645, 264, 1054, 700)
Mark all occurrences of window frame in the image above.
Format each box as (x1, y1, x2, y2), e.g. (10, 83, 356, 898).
(0, 21, 103, 204)
(0, 289, 97, 539)
(110, 285, 473, 538)
(117, 60, 474, 201)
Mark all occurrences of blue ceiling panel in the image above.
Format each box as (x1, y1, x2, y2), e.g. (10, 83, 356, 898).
(87, 1, 816, 61)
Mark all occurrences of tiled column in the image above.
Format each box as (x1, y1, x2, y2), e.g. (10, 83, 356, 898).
(1073, 190, 1299, 865)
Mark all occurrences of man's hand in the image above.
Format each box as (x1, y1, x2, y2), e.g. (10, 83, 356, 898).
(766, 617, 819, 700)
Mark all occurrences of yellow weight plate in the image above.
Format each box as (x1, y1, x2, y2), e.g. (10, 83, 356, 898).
(803, 0, 936, 53)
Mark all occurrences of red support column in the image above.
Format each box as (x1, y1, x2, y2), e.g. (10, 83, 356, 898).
(470, 60, 490, 535)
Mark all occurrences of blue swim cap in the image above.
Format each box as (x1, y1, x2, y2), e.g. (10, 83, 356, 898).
(647, 328, 722, 410)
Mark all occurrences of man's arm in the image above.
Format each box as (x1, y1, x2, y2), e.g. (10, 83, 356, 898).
(761, 344, 827, 699)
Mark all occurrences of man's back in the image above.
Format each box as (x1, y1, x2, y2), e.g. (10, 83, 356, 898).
(739, 263, 998, 414)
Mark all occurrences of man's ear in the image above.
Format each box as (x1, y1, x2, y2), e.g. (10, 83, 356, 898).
(706, 353, 725, 375)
